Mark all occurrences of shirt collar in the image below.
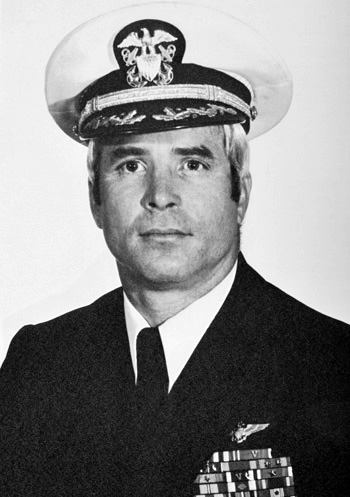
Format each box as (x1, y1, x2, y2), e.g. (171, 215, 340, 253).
(124, 261, 237, 390)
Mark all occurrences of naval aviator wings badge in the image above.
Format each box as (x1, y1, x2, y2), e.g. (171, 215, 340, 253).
(230, 422, 270, 444)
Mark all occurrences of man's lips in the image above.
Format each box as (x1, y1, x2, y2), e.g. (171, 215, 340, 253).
(140, 228, 191, 237)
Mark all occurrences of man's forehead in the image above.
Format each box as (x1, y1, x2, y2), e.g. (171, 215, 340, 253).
(96, 125, 225, 153)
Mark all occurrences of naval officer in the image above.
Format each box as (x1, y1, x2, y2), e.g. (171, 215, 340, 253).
(1, 3, 349, 497)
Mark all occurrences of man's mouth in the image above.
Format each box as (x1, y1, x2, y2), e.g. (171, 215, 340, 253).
(140, 228, 191, 237)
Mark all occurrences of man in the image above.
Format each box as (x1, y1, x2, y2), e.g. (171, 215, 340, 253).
(1, 4, 349, 497)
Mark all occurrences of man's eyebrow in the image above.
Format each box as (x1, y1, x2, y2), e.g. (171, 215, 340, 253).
(172, 146, 215, 160)
(110, 146, 147, 159)
(108, 144, 215, 160)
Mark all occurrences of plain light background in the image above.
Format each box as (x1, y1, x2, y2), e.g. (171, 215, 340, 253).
(1, 0, 350, 366)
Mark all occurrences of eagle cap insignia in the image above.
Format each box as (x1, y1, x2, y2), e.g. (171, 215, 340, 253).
(230, 422, 270, 444)
(113, 19, 186, 88)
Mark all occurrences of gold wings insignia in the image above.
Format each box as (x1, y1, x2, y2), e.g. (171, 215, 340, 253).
(230, 423, 270, 443)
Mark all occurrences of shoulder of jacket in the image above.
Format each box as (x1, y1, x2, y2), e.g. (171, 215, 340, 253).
(237, 253, 350, 340)
(5, 287, 124, 355)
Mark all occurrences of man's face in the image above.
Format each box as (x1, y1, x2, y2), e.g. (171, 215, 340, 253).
(90, 126, 250, 290)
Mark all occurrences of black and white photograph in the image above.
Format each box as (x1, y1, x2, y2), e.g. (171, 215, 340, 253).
(1, 1, 349, 495)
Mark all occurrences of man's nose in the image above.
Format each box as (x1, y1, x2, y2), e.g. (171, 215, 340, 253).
(140, 170, 181, 211)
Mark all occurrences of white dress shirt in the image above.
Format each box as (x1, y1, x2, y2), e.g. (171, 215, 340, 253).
(123, 262, 237, 392)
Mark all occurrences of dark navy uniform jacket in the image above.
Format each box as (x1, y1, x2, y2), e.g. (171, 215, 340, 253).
(1, 254, 349, 496)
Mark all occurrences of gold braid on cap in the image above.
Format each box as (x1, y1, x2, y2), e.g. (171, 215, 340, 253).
(79, 83, 252, 128)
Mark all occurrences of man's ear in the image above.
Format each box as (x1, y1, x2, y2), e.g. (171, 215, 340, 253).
(237, 172, 252, 225)
(88, 179, 103, 229)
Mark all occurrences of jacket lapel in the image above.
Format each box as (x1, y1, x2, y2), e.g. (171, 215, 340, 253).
(169, 252, 277, 423)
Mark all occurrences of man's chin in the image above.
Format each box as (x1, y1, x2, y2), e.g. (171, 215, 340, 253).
(138, 266, 191, 288)
(118, 258, 196, 289)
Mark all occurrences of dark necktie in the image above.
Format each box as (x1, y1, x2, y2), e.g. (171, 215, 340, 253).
(136, 326, 169, 402)
(127, 330, 169, 497)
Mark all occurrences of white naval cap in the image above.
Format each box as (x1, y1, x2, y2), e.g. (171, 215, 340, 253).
(45, 2, 293, 144)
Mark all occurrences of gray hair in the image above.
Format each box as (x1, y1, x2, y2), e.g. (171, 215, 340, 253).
(87, 123, 250, 204)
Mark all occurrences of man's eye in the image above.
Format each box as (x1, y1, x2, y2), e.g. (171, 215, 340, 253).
(183, 159, 206, 172)
(118, 161, 145, 173)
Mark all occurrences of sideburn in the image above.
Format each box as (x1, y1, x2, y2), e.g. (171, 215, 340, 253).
(92, 150, 102, 205)
(230, 164, 241, 203)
